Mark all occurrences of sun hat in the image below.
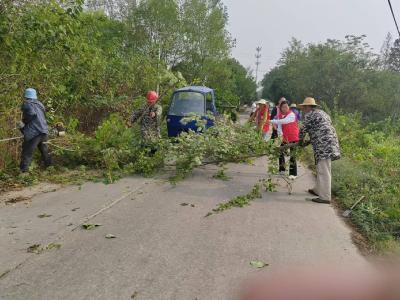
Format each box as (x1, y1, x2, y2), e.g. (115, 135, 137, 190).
(290, 103, 297, 108)
(298, 97, 320, 107)
(256, 99, 268, 105)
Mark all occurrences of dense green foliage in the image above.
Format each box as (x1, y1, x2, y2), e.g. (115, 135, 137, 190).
(0, 0, 256, 170)
(262, 36, 400, 253)
(262, 36, 400, 122)
(332, 115, 400, 253)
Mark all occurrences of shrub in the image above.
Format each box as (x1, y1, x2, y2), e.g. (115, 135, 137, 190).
(332, 115, 400, 254)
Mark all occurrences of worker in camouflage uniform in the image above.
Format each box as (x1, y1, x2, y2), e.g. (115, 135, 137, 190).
(130, 91, 162, 144)
(298, 97, 341, 204)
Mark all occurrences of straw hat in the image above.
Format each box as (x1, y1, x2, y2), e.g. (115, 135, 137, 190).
(256, 99, 268, 105)
(298, 97, 320, 107)
(290, 103, 297, 108)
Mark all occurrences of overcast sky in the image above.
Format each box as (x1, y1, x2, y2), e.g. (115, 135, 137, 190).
(223, 0, 399, 78)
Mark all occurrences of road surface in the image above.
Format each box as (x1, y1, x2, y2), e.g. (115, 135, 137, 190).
(0, 157, 365, 300)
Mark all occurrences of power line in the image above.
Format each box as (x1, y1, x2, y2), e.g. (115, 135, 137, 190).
(388, 0, 400, 38)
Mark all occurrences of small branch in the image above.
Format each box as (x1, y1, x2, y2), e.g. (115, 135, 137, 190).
(44, 141, 76, 152)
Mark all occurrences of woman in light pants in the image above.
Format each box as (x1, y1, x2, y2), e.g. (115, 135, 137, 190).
(298, 98, 341, 204)
(315, 159, 332, 202)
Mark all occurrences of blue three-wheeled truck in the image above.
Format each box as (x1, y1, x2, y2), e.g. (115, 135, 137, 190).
(166, 86, 218, 137)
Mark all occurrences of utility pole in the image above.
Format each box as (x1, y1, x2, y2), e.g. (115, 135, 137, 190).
(255, 46, 262, 84)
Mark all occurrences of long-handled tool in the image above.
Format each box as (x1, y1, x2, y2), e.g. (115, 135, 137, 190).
(0, 136, 23, 143)
(342, 196, 366, 218)
(0, 122, 66, 144)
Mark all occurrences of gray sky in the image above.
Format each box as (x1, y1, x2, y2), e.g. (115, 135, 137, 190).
(223, 0, 399, 78)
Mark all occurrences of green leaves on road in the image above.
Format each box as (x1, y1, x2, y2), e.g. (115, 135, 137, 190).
(205, 175, 281, 217)
(180, 203, 195, 207)
(82, 223, 102, 230)
(206, 183, 262, 217)
(131, 291, 139, 299)
(27, 243, 61, 254)
(27, 244, 42, 254)
(213, 167, 231, 181)
(250, 260, 269, 269)
(46, 243, 62, 250)
(37, 213, 52, 218)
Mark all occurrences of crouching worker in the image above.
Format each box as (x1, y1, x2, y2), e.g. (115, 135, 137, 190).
(19, 88, 52, 173)
(298, 97, 341, 204)
(130, 91, 162, 150)
(270, 100, 299, 179)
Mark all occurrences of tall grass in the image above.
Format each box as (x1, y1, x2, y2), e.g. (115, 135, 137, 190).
(332, 114, 400, 254)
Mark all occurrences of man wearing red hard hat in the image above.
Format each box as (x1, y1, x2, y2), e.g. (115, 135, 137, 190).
(130, 91, 163, 144)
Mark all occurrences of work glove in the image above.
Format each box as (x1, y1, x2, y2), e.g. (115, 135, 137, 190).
(16, 121, 25, 134)
(16, 121, 25, 129)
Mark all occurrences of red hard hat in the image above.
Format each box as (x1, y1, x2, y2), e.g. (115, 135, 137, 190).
(146, 91, 159, 102)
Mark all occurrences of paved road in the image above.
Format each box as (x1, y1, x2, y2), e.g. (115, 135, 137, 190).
(0, 157, 365, 300)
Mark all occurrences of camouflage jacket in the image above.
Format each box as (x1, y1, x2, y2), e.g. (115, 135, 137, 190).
(299, 109, 341, 164)
(130, 104, 162, 142)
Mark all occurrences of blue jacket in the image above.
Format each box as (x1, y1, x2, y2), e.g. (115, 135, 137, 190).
(21, 99, 49, 141)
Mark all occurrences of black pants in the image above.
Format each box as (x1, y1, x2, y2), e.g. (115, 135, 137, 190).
(279, 143, 297, 176)
(20, 134, 52, 172)
(271, 128, 278, 139)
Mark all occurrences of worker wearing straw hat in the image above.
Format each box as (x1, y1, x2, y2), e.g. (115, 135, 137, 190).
(298, 97, 341, 204)
(255, 99, 272, 141)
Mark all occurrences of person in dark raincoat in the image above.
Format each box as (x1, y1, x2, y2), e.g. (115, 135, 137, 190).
(19, 88, 52, 172)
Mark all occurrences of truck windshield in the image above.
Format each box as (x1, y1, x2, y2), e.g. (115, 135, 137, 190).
(169, 92, 205, 116)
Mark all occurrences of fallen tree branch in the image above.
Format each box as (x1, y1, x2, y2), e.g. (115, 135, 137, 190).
(164, 152, 272, 168)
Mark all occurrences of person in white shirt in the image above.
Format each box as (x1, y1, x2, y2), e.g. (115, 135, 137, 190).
(270, 101, 300, 178)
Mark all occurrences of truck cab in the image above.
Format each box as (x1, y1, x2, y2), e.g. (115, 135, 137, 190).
(167, 86, 218, 137)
